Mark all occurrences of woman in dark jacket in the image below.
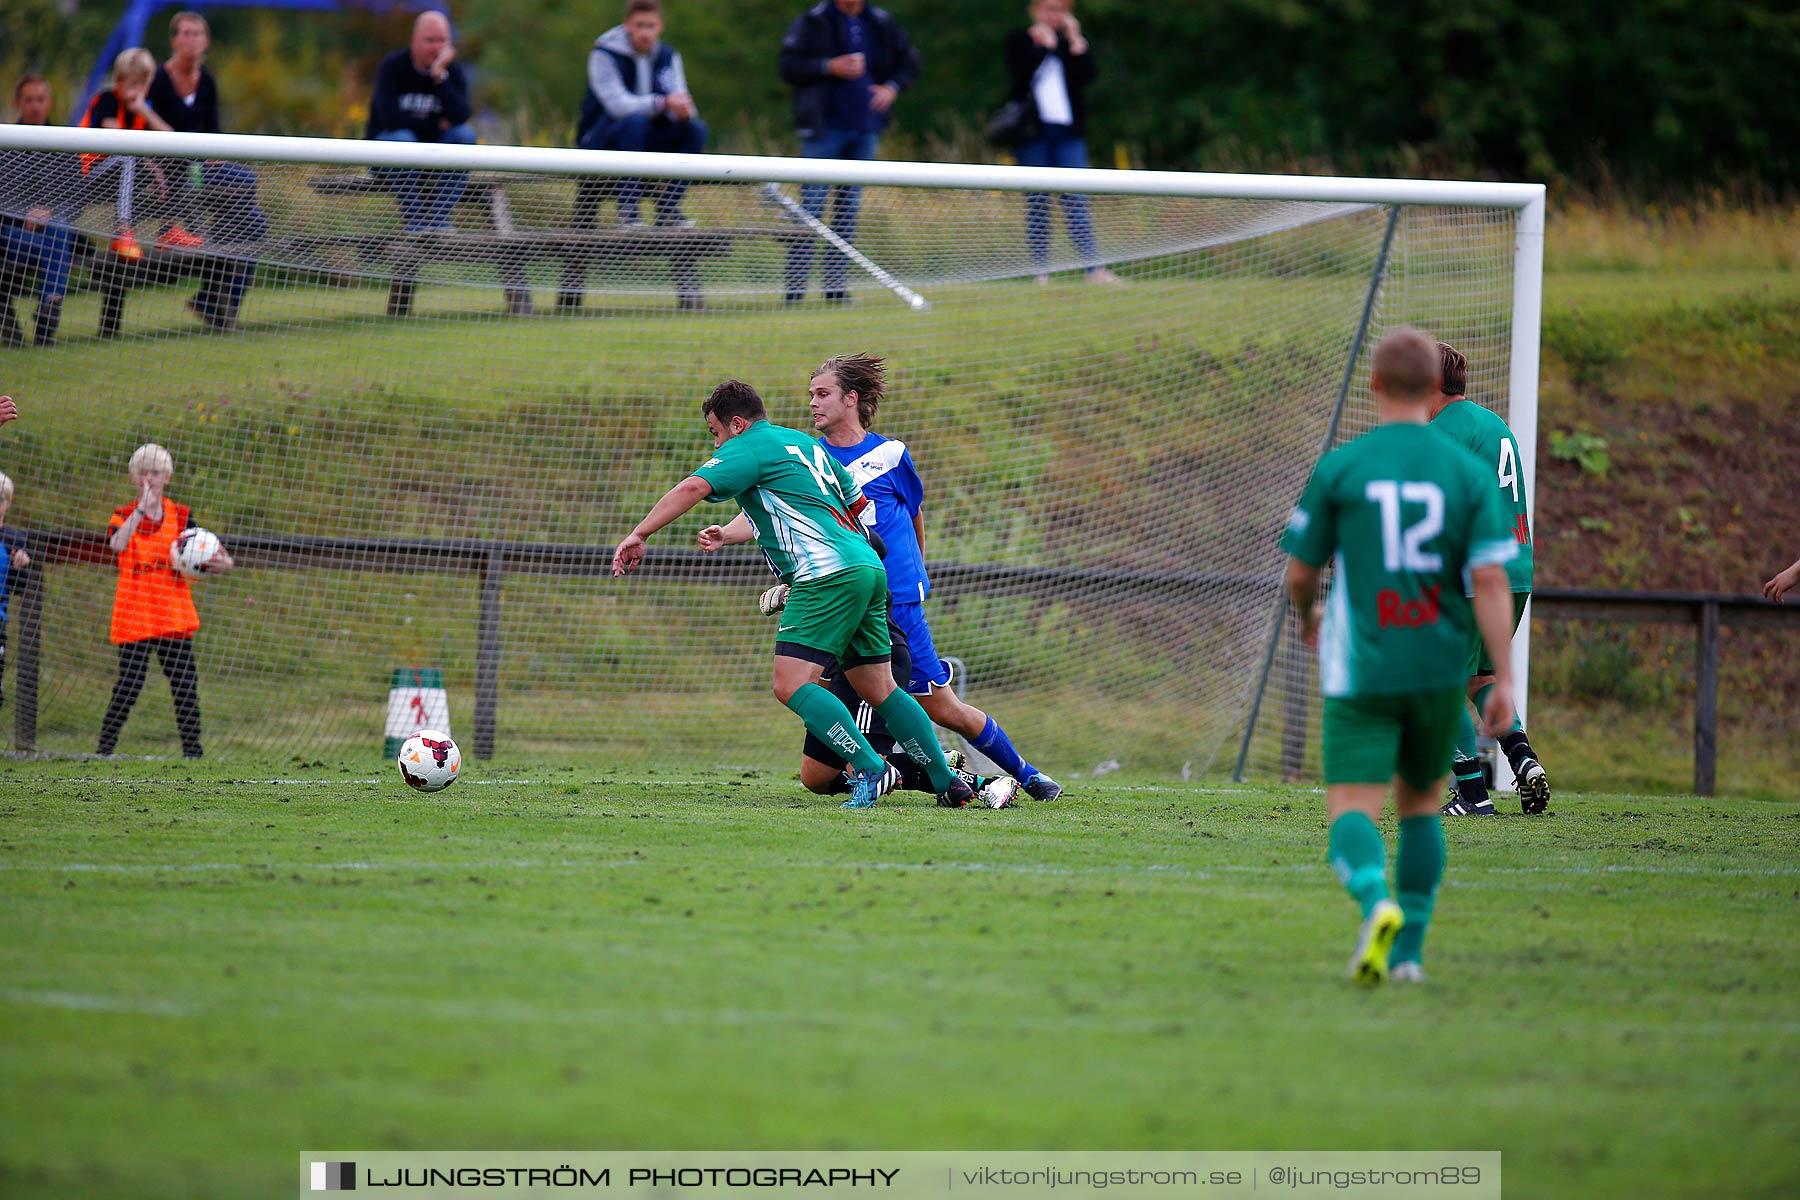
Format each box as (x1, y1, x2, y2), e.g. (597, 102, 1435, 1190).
(147, 10, 268, 331)
(1003, 0, 1117, 283)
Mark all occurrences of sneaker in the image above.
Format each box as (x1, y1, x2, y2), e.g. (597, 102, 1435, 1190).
(111, 230, 144, 260)
(1389, 961, 1426, 983)
(655, 214, 697, 229)
(1440, 794, 1497, 816)
(936, 778, 974, 808)
(1347, 898, 1405, 987)
(1087, 267, 1124, 285)
(976, 775, 1019, 810)
(186, 296, 235, 334)
(156, 225, 206, 249)
(842, 766, 887, 809)
(945, 748, 969, 773)
(1022, 773, 1062, 802)
(1516, 757, 1551, 814)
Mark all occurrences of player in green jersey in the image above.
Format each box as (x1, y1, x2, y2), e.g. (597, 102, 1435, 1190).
(612, 379, 971, 810)
(1429, 342, 1550, 815)
(1281, 327, 1522, 986)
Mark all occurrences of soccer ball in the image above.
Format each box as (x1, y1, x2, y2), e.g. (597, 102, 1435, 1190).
(397, 729, 461, 792)
(170, 527, 221, 578)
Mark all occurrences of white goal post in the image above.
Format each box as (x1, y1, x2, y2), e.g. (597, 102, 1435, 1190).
(0, 124, 1542, 777)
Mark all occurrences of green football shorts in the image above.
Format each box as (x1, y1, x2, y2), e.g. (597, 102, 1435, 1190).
(1322, 689, 1465, 790)
(774, 564, 891, 665)
(1468, 590, 1532, 676)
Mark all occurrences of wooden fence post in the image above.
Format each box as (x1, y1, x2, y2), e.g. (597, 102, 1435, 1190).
(12, 562, 42, 752)
(474, 547, 503, 761)
(1694, 600, 1719, 796)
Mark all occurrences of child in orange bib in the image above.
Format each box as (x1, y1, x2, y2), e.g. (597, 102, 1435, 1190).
(98, 443, 232, 757)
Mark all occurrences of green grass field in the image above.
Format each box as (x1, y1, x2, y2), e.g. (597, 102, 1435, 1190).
(2, 762, 1795, 1199)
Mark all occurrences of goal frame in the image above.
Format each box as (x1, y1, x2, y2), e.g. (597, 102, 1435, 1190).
(0, 124, 1545, 775)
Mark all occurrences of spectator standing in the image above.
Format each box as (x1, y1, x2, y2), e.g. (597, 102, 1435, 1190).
(778, 0, 919, 303)
(78, 49, 173, 261)
(0, 470, 31, 711)
(576, 0, 707, 227)
(147, 9, 269, 331)
(365, 12, 476, 232)
(1, 76, 79, 347)
(1004, 0, 1116, 284)
(97, 443, 232, 759)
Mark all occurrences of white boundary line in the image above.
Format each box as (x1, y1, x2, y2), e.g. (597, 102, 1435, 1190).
(4, 986, 1795, 1039)
(2, 859, 1793, 878)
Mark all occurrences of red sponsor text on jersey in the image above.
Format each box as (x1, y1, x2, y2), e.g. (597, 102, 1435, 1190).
(1377, 585, 1442, 629)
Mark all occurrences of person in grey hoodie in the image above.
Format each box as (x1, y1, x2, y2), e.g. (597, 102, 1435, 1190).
(575, 0, 707, 227)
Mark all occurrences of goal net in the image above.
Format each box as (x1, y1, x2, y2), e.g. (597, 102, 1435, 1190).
(0, 126, 1541, 777)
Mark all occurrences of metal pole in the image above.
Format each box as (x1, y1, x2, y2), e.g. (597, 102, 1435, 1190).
(0, 123, 1549, 209)
(1499, 189, 1547, 791)
(1233, 204, 1401, 782)
(758, 184, 930, 311)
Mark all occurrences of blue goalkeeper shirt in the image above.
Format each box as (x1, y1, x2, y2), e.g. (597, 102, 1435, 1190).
(819, 432, 929, 603)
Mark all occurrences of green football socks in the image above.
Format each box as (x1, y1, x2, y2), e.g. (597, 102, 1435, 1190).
(784, 683, 885, 774)
(1471, 682, 1523, 736)
(1328, 812, 1389, 918)
(874, 690, 956, 791)
(1453, 704, 1483, 767)
(1392, 814, 1446, 966)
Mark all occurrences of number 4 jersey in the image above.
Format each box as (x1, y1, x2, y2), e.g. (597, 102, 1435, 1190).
(1430, 398, 1534, 592)
(1281, 422, 1519, 697)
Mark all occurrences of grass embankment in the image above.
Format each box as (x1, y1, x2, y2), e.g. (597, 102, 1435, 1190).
(0, 202, 1794, 791)
(1527, 203, 1800, 798)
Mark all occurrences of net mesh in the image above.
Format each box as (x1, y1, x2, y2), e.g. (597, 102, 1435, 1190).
(0, 135, 1519, 775)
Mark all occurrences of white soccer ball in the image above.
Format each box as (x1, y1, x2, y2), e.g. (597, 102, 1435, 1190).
(396, 729, 461, 792)
(170, 526, 222, 578)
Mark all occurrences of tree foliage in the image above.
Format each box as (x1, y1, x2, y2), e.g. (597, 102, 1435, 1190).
(4, 0, 1793, 190)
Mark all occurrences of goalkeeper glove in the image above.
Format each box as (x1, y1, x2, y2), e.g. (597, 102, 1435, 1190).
(758, 583, 790, 617)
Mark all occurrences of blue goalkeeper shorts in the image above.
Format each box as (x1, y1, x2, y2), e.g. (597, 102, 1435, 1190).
(890, 600, 952, 696)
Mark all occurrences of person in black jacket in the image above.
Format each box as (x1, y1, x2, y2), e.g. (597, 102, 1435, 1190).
(147, 11, 268, 332)
(777, 0, 919, 303)
(365, 11, 476, 232)
(1004, 0, 1116, 284)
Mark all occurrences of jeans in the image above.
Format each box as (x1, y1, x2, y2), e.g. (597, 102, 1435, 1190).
(1, 221, 75, 300)
(193, 160, 267, 314)
(578, 113, 708, 220)
(98, 636, 203, 758)
(374, 125, 477, 231)
(1015, 126, 1100, 271)
(784, 129, 881, 298)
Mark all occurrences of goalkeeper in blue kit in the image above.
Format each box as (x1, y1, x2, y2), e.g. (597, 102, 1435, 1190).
(613, 380, 973, 810)
(1281, 327, 1522, 985)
